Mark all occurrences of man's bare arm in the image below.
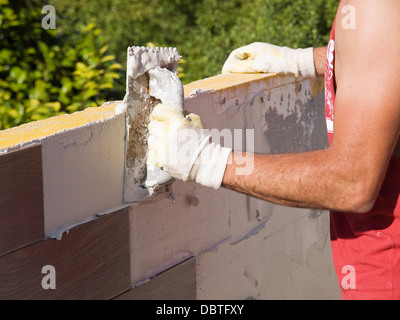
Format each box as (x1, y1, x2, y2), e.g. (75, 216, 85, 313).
(313, 46, 326, 77)
(222, 0, 400, 214)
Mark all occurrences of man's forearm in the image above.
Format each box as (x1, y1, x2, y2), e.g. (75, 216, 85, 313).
(313, 46, 327, 77)
(221, 149, 372, 213)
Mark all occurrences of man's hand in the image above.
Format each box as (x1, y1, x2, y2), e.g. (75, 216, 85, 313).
(148, 103, 232, 189)
(222, 42, 316, 78)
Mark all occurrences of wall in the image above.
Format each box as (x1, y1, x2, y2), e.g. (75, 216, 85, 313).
(0, 73, 341, 300)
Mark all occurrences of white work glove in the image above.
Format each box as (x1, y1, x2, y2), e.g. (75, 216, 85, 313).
(148, 103, 232, 190)
(222, 42, 316, 78)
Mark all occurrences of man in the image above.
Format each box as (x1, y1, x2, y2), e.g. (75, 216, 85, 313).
(148, 0, 400, 299)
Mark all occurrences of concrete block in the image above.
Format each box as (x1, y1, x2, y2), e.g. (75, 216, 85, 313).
(129, 181, 231, 285)
(185, 74, 328, 244)
(0, 103, 126, 237)
(42, 113, 126, 236)
(196, 210, 340, 300)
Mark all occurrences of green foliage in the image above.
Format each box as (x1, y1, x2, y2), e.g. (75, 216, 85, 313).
(50, 0, 198, 84)
(1, 0, 339, 129)
(185, 0, 338, 83)
(0, 0, 123, 129)
(50, 0, 338, 84)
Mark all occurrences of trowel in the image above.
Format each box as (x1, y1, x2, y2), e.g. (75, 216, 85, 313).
(115, 46, 184, 202)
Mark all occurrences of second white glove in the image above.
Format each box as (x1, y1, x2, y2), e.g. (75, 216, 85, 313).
(222, 42, 316, 78)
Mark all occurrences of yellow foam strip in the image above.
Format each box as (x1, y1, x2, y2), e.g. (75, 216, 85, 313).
(183, 73, 274, 96)
(0, 102, 121, 150)
(0, 73, 276, 151)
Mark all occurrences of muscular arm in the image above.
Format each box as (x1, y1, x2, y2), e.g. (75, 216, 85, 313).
(313, 46, 327, 77)
(222, 0, 400, 213)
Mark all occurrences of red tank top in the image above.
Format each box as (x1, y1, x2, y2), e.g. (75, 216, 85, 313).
(326, 7, 400, 300)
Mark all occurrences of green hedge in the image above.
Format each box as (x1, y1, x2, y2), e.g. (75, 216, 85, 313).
(0, 0, 123, 129)
(50, 0, 338, 84)
(1, 0, 338, 129)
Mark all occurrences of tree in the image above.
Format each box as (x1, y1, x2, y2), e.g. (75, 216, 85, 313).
(0, 0, 123, 129)
(49, 0, 337, 84)
(1, 0, 339, 129)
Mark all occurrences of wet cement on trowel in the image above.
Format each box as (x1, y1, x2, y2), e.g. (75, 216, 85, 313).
(123, 72, 161, 202)
(120, 46, 182, 203)
(125, 73, 159, 181)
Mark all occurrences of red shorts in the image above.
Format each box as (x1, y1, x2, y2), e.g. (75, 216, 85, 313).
(330, 157, 400, 300)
